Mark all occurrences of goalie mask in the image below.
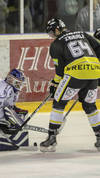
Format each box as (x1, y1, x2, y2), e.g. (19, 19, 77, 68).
(46, 18, 66, 34)
(6, 69, 25, 91)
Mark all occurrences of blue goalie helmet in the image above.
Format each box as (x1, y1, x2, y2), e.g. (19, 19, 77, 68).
(6, 69, 25, 91)
(46, 18, 66, 33)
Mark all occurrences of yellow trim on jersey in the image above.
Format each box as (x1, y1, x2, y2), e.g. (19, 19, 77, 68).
(65, 57, 99, 68)
(54, 74, 62, 83)
(91, 122, 100, 127)
(57, 76, 71, 102)
(52, 108, 63, 114)
(52, 58, 58, 66)
(64, 56, 100, 79)
(87, 111, 99, 117)
(50, 120, 63, 124)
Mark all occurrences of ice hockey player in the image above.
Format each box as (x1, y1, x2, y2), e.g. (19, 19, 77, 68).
(0, 68, 28, 151)
(40, 18, 100, 152)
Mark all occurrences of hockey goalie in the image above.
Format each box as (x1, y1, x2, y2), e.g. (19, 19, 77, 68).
(0, 68, 29, 151)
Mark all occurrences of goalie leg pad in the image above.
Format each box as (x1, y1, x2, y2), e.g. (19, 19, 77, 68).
(0, 130, 29, 151)
(10, 130, 29, 147)
(0, 131, 18, 151)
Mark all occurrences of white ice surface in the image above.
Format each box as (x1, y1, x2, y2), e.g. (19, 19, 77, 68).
(0, 111, 100, 178)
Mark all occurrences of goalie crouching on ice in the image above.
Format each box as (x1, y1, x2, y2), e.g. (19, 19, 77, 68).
(0, 68, 28, 151)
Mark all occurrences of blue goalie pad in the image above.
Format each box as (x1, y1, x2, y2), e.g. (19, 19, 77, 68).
(0, 130, 29, 151)
(9, 130, 29, 147)
(0, 135, 18, 151)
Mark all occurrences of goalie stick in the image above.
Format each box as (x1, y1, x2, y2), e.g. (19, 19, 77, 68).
(23, 124, 48, 133)
(4, 96, 78, 136)
(23, 99, 78, 134)
(19, 94, 52, 130)
(3, 94, 51, 136)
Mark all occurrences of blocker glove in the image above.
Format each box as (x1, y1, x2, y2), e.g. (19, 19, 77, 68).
(13, 105, 28, 119)
(49, 80, 59, 98)
(94, 28, 100, 40)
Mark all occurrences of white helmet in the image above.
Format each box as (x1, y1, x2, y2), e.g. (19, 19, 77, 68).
(6, 69, 25, 91)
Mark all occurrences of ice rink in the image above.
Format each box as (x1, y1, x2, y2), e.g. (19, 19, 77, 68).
(0, 111, 100, 178)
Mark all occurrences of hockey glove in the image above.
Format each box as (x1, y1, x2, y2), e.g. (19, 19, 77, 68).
(4, 106, 24, 130)
(49, 80, 59, 98)
(94, 28, 100, 40)
(13, 105, 28, 119)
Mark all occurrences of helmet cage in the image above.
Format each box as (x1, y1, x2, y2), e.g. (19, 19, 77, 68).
(6, 69, 25, 91)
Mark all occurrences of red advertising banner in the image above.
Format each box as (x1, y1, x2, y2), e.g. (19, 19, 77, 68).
(10, 39, 55, 102)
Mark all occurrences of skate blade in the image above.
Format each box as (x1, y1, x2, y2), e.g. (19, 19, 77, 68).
(40, 145, 56, 152)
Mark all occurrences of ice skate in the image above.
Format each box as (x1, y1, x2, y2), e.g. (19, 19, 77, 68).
(40, 134, 57, 152)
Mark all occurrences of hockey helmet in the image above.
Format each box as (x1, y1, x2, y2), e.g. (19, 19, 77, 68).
(46, 18, 66, 33)
(6, 69, 25, 91)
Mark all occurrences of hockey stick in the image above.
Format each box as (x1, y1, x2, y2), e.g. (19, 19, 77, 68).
(58, 98, 78, 133)
(19, 94, 52, 130)
(23, 124, 48, 133)
(23, 99, 78, 134)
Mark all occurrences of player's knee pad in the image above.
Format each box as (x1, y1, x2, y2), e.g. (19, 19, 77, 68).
(82, 101, 97, 114)
(53, 99, 68, 110)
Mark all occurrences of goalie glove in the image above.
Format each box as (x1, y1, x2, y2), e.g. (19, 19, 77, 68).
(13, 105, 28, 119)
(49, 80, 59, 98)
(4, 106, 24, 130)
(94, 28, 100, 40)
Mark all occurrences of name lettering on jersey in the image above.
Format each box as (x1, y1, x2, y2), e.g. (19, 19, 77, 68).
(65, 34, 84, 42)
(59, 31, 84, 42)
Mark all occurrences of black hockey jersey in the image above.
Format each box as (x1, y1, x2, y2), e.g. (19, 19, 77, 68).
(50, 31, 100, 81)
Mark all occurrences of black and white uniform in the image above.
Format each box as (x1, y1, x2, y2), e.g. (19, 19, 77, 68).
(49, 31, 100, 134)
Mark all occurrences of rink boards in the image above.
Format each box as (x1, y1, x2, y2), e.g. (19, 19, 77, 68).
(1, 33, 100, 106)
(16, 99, 100, 113)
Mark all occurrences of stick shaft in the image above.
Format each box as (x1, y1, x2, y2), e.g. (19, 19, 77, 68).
(63, 99, 78, 120)
(58, 99, 78, 133)
(20, 94, 51, 129)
